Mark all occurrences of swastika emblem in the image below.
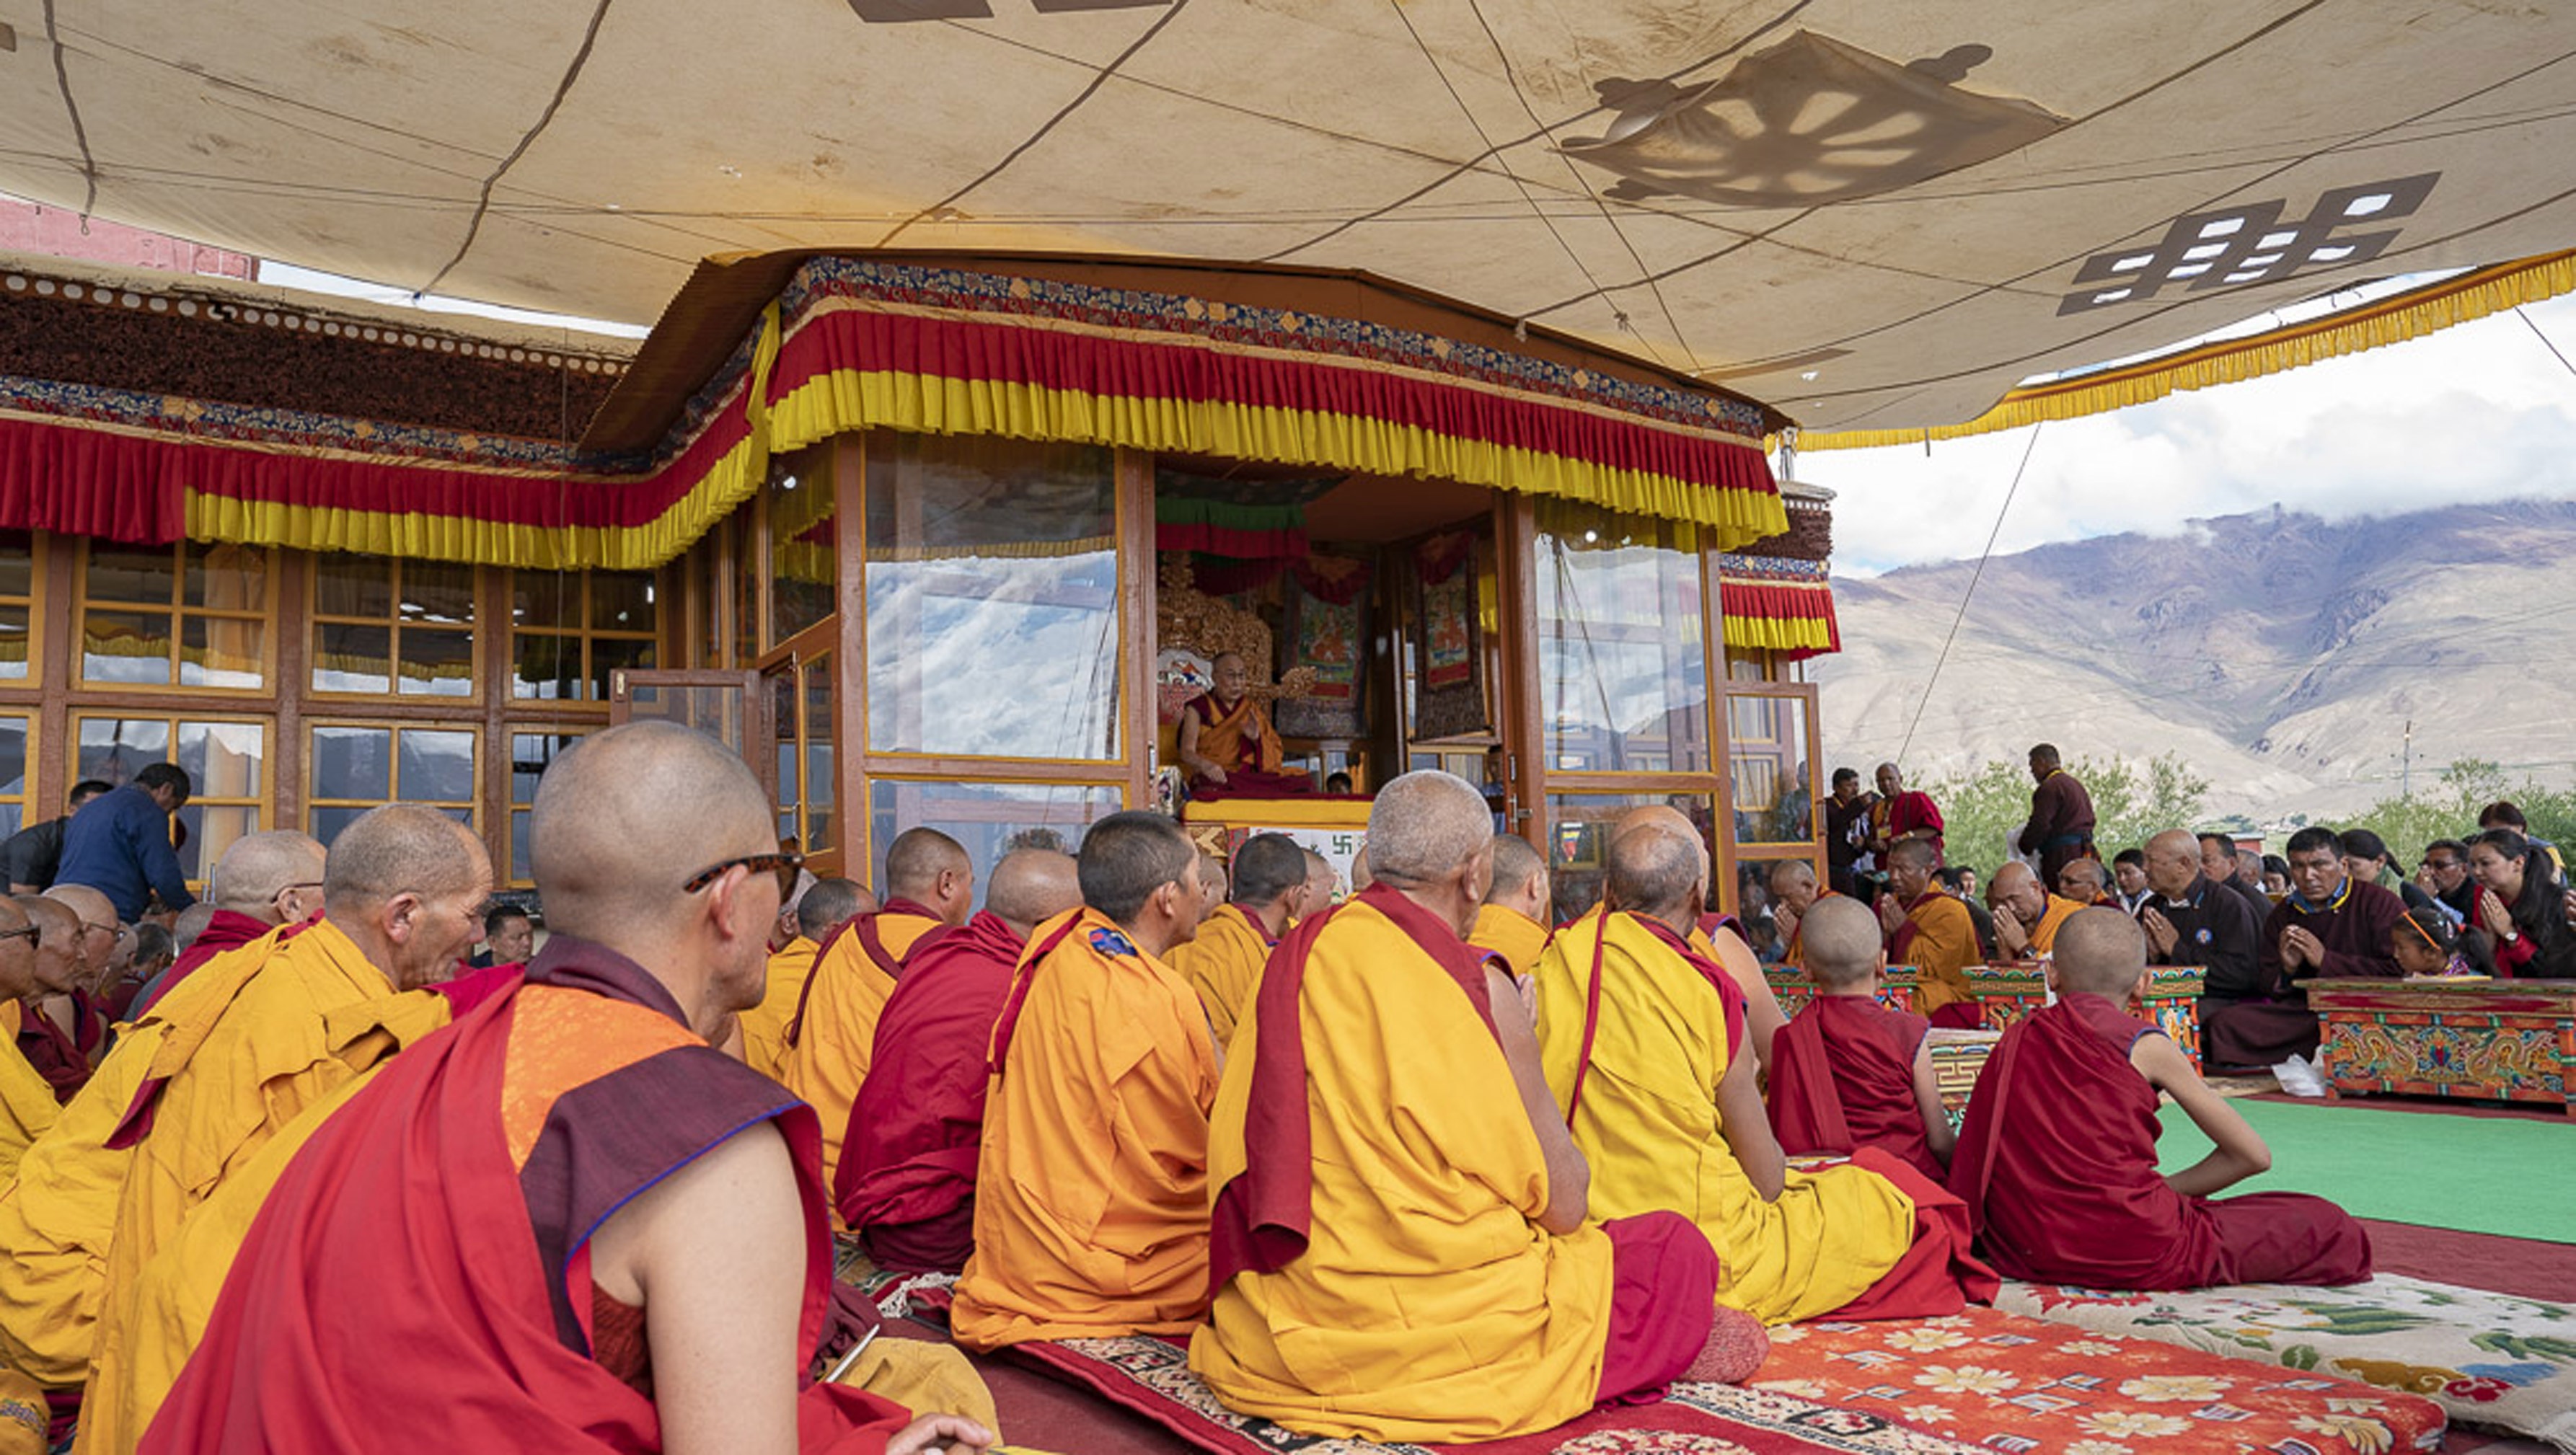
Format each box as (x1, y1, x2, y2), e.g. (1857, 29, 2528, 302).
(2060, 173, 2438, 314)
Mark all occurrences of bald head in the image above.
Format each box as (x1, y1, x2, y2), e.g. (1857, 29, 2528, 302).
(43, 883, 114, 929)
(1889, 838, 1940, 873)
(796, 877, 868, 941)
(1605, 826, 1701, 923)
(1801, 896, 1886, 989)
(885, 827, 973, 924)
(985, 848, 1082, 935)
(1613, 803, 1706, 856)
(16, 896, 79, 994)
(1767, 859, 1819, 914)
(324, 806, 490, 919)
(1483, 833, 1547, 906)
(208, 831, 328, 919)
(531, 721, 772, 939)
(2057, 857, 2107, 902)
(1301, 849, 1338, 904)
(2054, 907, 2149, 996)
(1366, 771, 1491, 888)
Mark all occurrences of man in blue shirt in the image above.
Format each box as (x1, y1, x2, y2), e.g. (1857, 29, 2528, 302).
(55, 763, 195, 921)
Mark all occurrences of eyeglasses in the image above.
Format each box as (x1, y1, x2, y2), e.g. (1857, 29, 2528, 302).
(0, 925, 37, 948)
(682, 851, 804, 896)
(79, 921, 116, 939)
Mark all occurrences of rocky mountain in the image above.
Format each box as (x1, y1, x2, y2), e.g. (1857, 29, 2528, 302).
(1810, 500, 2576, 822)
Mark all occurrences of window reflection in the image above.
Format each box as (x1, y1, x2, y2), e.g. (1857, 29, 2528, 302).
(75, 716, 267, 884)
(867, 779, 1122, 883)
(306, 724, 479, 844)
(1543, 791, 1715, 926)
(769, 450, 837, 646)
(511, 569, 657, 700)
(1536, 502, 1707, 774)
(1728, 694, 1814, 846)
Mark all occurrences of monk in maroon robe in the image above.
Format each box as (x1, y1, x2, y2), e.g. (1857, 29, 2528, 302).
(1949, 907, 2370, 1291)
(2207, 827, 2407, 1070)
(1178, 652, 1312, 798)
(143, 722, 989, 1455)
(837, 848, 1082, 1274)
(2014, 744, 2097, 886)
(1766, 898, 1954, 1182)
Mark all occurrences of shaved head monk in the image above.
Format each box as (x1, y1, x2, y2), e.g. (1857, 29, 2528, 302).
(1300, 849, 1338, 912)
(782, 828, 972, 1200)
(1178, 653, 1310, 797)
(743, 876, 866, 1080)
(79, 806, 494, 1451)
(1468, 833, 1553, 980)
(1876, 839, 1984, 1027)
(1584, 804, 1786, 1071)
(1196, 850, 1230, 924)
(128, 832, 325, 1022)
(1538, 826, 1988, 1325)
(12, 896, 88, 1101)
(841, 847, 1083, 1274)
(1765, 897, 1955, 1181)
(1169, 833, 1308, 1045)
(951, 811, 1217, 1348)
(1767, 859, 1833, 970)
(0, 897, 60, 1177)
(1948, 908, 2370, 1291)
(1196, 773, 1763, 1442)
(137, 721, 991, 1455)
(2056, 857, 2112, 907)
(1988, 862, 2082, 960)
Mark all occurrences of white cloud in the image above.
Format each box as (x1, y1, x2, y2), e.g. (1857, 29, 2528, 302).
(1800, 290, 2576, 575)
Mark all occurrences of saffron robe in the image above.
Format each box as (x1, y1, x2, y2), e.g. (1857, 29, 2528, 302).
(1468, 903, 1551, 980)
(2021, 893, 2085, 955)
(1889, 890, 1982, 1022)
(0, 1008, 60, 1181)
(1947, 991, 2371, 1290)
(837, 911, 1028, 1275)
(743, 934, 819, 1080)
(782, 901, 945, 1202)
(950, 908, 1219, 1348)
(1166, 902, 1274, 1045)
(1538, 909, 1986, 1324)
(1183, 692, 1310, 797)
(2207, 877, 2407, 1068)
(125, 910, 273, 1024)
(1194, 886, 1716, 1444)
(1766, 994, 1944, 1182)
(138, 939, 912, 1455)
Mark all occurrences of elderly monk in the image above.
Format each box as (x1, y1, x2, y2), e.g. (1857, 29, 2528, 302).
(1196, 773, 1763, 1443)
(1467, 833, 1553, 981)
(1766, 859, 1835, 970)
(2056, 857, 2113, 907)
(950, 813, 1219, 1349)
(1196, 851, 1230, 924)
(137, 722, 991, 1455)
(1178, 652, 1310, 797)
(1988, 862, 2082, 960)
(1540, 826, 1988, 1325)
(839, 849, 1083, 1275)
(1766, 898, 1954, 1180)
(1876, 839, 1983, 1029)
(782, 830, 971, 1198)
(1298, 849, 1338, 915)
(1572, 804, 1786, 1073)
(1949, 908, 2370, 1289)
(743, 877, 866, 1080)
(0, 898, 61, 1177)
(11, 897, 90, 1102)
(44, 883, 123, 1049)
(125, 834, 326, 1022)
(1170, 834, 1307, 1045)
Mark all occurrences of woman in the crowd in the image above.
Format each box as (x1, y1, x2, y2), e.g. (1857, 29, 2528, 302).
(2464, 828, 2576, 979)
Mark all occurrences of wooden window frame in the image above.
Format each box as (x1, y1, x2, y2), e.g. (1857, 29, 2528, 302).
(305, 553, 482, 702)
(0, 531, 41, 690)
(75, 539, 278, 695)
(302, 718, 482, 842)
(68, 710, 273, 890)
(506, 567, 661, 706)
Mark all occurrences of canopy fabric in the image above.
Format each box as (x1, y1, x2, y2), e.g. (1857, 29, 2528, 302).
(1, 4, 2571, 435)
(1716, 553, 1840, 660)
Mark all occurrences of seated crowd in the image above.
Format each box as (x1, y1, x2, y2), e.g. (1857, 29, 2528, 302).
(9, 730, 2502, 1455)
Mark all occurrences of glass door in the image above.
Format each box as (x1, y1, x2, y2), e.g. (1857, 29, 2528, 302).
(1716, 681, 1823, 920)
(608, 668, 772, 800)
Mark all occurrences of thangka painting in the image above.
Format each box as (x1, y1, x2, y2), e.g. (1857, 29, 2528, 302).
(1274, 555, 1367, 739)
(1410, 529, 1490, 740)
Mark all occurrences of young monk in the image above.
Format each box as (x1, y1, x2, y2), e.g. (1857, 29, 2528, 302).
(782, 828, 973, 1198)
(1467, 833, 1553, 979)
(949, 812, 1220, 1349)
(837, 848, 1083, 1274)
(137, 722, 990, 1455)
(1168, 833, 1308, 1043)
(1766, 896, 1955, 1181)
(742, 877, 867, 1079)
(1194, 772, 1763, 1443)
(1539, 826, 1990, 1325)
(1948, 907, 2372, 1290)
(1877, 839, 1985, 1027)
(1988, 862, 2082, 959)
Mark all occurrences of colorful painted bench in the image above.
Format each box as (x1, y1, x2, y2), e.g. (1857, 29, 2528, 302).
(2308, 977, 2576, 1111)
(1767, 965, 1920, 1018)
(1968, 961, 2207, 1070)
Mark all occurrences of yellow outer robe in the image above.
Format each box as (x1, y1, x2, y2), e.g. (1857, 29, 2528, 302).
(951, 908, 1218, 1350)
(1535, 909, 1916, 1324)
(741, 934, 817, 1080)
(0, 1007, 61, 1182)
(2026, 893, 2085, 955)
(1468, 903, 1551, 981)
(1166, 903, 1271, 1045)
(1190, 898, 1616, 1443)
(783, 911, 940, 1201)
(1894, 892, 1982, 1016)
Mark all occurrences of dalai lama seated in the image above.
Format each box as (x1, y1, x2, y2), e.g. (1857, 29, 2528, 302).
(1178, 653, 1315, 799)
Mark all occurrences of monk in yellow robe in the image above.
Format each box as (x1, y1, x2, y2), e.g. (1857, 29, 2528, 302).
(78, 806, 492, 1452)
(1195, 772, 1760, 1443)
(1876, 838, 1985, 1029)
(0, 831, 325, 1398)
(1177, 651, 1310, 797)
(1989, 862, 2082, 958)
(1468, 833, 1553, 980)
(1168, 833, 1307, 1043)
(0, 899, 61, 1177)
(1539, 825, 1993, 1325)
(1766, 859, 1839, 971)
(1561, 805, 1785, 1074)
(742, 876, 867, 1079)
(950, 812, 1220, 1348)
(782, 828, 971, 1198)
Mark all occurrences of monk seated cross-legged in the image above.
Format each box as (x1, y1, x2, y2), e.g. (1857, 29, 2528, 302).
(1539, 825, 1991, 1327)
(1947, 907, 2373, 1291)
(744, 877, 868, 1081)
(1765, 859, 1838, 971)
(1467, 833, 1553, 983)
(138, 721, 994, 1455)
(1987, 862, 2083, 960)
(950, 812, 1223, 1349)
(1168, 833, 1310, 1045)
(838, 847, 1084, 1275)
(1766, 897, 1957, 1182)
(1876, 839, 1985, 1029)
(1177, 652, 1312, 798)
(1558, 805, 1784, 1074)
(1194, 772, 1765, 1444)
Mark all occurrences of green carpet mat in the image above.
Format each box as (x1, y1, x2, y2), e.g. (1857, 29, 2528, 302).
(2155, 1097, 2576, 1242)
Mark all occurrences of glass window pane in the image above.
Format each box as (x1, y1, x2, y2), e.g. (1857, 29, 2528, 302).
(511, 632, 573, 700)
(511, 808, 534, 883)
(864, 435, 1119, 761)
(180, 615, 266, 689)
(312, 726, 392, 801)
(309, 805, 369, 847)
(1543, 791, 1715, 927)
(1728, 696, 1813, 846)
(804, 656, 834, 846)
(77, 718, 171, 785)
(589, 572, 655, 633)
(0, 531, 32, 599)
(397, 730, 477, 804)
(185, 544, 269, 612)
(0, 604, 29, 681)
(1536, 502, 1708, 774)
(87, 546, 174, 606)
(177, 720, 266, 798)
(84, 610, 174, 684)
(772, 671, 799, 823)
(512, 572, 570, 629)
(867, 779, 1123, 885)
(313, 554, 393, 619)
(589, 634, 655, 701)
(0, 715, 27, 799)
(769, 453, 837, 645)
(401, 562, 477, 624)
(397, 628, 476, 697)
(177, 805, 261, 883)
(314, 622, 392, 694)
(509, 733, 583, 805)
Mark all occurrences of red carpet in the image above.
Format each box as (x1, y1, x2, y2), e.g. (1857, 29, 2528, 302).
(2359, 1219, 2576, 1301)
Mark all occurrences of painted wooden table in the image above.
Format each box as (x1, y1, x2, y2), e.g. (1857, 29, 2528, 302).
(1764, 966, 1918, 1018)
(2308, 977, 2576, 1111)
(1966, 961, 2208, 1069)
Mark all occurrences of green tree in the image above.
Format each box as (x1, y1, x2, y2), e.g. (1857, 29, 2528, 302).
(1920, 752, 2209, 877)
